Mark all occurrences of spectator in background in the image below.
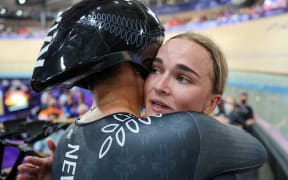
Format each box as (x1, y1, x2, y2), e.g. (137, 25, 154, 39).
(223, 96, 246, 128)
(40, 91, 52, 110)
(76, 91, 89, 116)
(58, 89, 71, 106)
(213, 98, 225, 116)
(38, 97, 62, 121)
(213, 98, 230, 124)
(61, 92, 78, 118)
(164, 16, 183, 28)
(76, 103, 89, 116)
(238, 92, 255, 132)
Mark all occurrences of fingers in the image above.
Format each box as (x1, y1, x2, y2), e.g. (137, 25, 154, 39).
(46, 138, 56, 159)
(18, 163, 39, 180)
(24, 156, 47, 167)
(18, 163, 39, 176)
(47, 138, 56, 153)
(17, 173, 37, 180)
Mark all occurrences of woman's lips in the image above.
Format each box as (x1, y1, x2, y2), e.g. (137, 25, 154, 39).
(149, 99, 172, 114)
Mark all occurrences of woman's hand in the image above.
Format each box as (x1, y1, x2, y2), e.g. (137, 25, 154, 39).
(17, 138, 56, 180)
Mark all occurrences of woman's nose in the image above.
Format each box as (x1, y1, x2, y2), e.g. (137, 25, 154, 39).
(154, 75, 170, 95)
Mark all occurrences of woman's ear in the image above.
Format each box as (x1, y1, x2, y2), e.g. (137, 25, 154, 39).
(204, 94, 222, 115)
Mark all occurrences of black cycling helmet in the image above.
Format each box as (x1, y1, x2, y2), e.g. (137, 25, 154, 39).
(30, 0, 164, 92)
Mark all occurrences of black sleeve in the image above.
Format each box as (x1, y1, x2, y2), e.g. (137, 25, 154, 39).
(186, 112, 267, 180)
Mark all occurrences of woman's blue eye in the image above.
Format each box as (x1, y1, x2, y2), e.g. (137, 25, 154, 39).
(177, 76, 191, 84)
(151, 67, 161, 74)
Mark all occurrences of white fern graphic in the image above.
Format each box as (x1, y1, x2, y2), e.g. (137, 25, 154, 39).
(98, 114, 162, 159)
(116, 127, 125, 147)
(99, 136, 113, 159)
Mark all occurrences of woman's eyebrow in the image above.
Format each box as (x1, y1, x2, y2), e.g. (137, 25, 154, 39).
(176, 64, 200, 77)
(153, 57, 163, 64)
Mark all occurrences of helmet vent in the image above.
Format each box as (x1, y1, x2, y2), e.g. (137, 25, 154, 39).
(77, 11, 150, 49)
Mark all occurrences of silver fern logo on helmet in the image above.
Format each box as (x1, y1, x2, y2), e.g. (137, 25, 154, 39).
(78, 11, 149, 49)
(34, 13, 63, 68)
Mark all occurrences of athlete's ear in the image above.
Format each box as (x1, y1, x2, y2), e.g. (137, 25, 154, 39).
(204, 94, 222, 115)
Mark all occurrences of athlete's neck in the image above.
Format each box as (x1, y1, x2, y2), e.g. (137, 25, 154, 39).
(78, 63, 144, 123)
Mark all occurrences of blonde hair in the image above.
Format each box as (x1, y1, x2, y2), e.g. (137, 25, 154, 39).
(169, 32, 228, 94)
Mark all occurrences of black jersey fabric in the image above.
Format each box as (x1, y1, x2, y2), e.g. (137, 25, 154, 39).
(52, 112, 266, 180)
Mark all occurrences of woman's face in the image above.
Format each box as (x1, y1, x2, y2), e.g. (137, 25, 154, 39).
(144, 38, 221, 116)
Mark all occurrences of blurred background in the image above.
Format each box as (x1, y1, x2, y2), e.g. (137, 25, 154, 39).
(0, 0, 287, 179)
